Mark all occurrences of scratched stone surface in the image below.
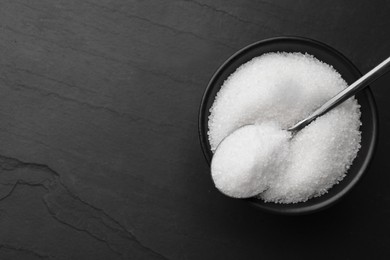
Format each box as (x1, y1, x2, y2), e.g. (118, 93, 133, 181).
(0, 0, 390, 259)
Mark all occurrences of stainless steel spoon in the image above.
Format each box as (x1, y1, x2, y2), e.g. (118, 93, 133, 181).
(287, 56, 390, 132)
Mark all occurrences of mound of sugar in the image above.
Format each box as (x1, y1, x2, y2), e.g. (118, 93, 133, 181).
(211, 123, 291, 198)
(208, 52, 362, 203)
(208, 52, 347, 151)
(260, 103, 361, 203)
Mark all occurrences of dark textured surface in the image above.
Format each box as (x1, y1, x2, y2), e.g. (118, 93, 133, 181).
(0, 0, 389, 259)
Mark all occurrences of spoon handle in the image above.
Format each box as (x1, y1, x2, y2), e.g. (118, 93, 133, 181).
(288, 56, 390, 132)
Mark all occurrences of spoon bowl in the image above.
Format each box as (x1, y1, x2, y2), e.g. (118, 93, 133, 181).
(198, 37, 378, 215)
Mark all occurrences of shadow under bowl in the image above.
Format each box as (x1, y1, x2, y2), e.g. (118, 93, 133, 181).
(198, 36, 378, 215)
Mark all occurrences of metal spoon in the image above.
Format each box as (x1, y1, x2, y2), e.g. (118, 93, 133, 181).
(287, 56, 390, 133)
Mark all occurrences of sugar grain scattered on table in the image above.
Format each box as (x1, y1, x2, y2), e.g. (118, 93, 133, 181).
(208, 52, 361, 203)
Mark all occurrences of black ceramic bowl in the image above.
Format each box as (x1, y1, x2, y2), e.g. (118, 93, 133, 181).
(198, 36, 378, 215)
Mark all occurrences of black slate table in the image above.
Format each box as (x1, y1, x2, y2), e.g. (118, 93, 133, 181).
(0, 0, 389, 259)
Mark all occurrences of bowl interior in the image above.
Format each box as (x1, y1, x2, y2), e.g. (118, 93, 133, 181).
(198, 37, 377, 215)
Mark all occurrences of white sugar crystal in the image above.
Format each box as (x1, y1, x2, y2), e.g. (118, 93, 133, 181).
(259, 104, 361, 203)
(208, 52, 362, 203)
(211, 123, 290, 198)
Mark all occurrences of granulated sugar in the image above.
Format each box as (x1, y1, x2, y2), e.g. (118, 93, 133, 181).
(208, 52, 361, 203)
(211, 123, 290, 198)
(259, 105, 361, 203)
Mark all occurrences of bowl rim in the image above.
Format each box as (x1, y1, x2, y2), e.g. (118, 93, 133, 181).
(198, 36, 378, 215)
